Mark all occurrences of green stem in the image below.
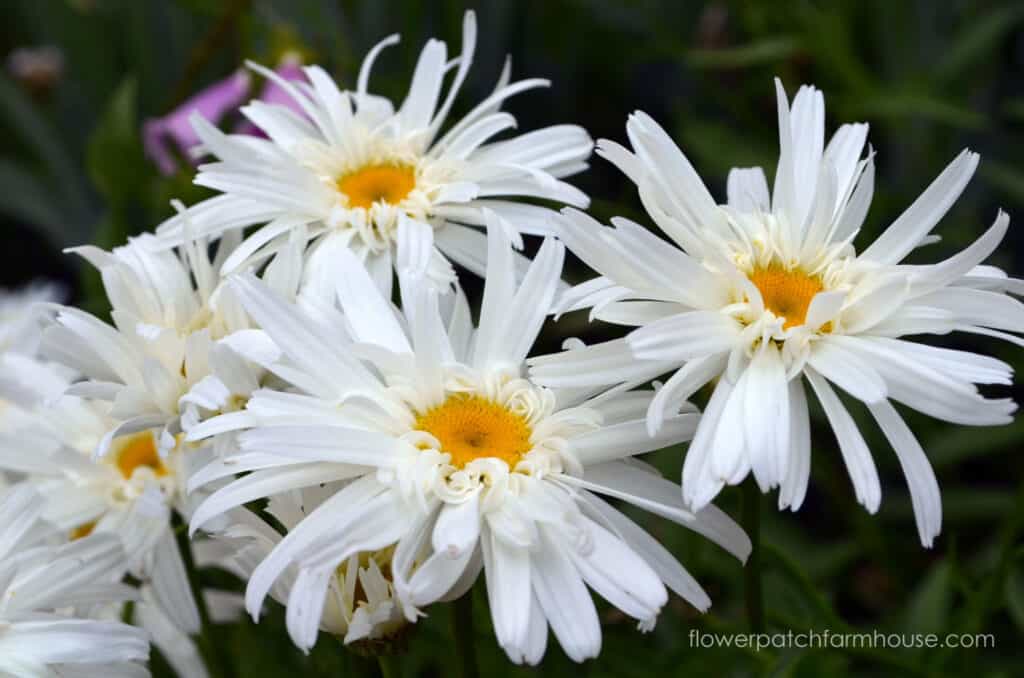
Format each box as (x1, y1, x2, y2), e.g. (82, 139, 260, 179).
(175, 516, 235, 678)
(451, 594, 479, 678)
(741, 480, 765, 632)
(376, 654, 400, 678)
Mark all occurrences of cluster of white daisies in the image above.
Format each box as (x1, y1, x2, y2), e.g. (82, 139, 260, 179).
(1, 10, 1021, 675)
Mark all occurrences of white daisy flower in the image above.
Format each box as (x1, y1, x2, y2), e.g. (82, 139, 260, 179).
(0, 361, 205, 645)
(185, 223, 750, 663)
(0, 483, 150, 677)
(152, 10, 591, 297)
(41, 230, 298, 455)
(530, 79, 1023, 547)
(27, 231, 300, 656)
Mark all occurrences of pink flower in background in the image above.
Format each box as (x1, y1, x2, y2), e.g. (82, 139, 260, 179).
(142, 55, 307, 175)
(143, 70, 250, 175)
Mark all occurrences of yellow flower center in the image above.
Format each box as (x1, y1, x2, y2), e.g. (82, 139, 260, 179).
(337, 163, 417, 209)
(113, 430, 167, 479)
(414, 394, 533, 469)
(748, 265, 823, 330)
(70, 521, 96, 541)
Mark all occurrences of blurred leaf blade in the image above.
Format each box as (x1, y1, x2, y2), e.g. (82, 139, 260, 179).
(932, 4, 1024, 86)
(0, 73, 93, 219)
(0, 158, 75, 244)
(686, 36, 801, 69)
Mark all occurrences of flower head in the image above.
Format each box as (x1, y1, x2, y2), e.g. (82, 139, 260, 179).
(0, 358, 206, 640)
(30, 230, 301, 647)
(42, 230, 298, 454)
(153, 11, 592, 297)
(187, 223, 749, 662)
(530, 80, 1023, 547)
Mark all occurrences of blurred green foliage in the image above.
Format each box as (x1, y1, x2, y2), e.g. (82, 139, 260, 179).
(2, 1, 1024, 676)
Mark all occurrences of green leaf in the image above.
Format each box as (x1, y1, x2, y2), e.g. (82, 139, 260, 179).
(85, 77, 148, 211)
(0, 73, 93, 219)
(763, 544, 848, 630)
(933, 4, 1024, 85)
(1001, 97, 1024, 123)
(902, 560, 952, 636)
(0, 158, 77, 245)
(982, 161, 1024, 207)
(885, 489, 1016, 524)
(685, 37, 801, 69)
(1006, 565, 1024, 635)
(851, 91, 986, 130)
(926, 418, 1024, 468)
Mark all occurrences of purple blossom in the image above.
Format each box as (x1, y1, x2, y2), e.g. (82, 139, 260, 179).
(142, 55, 308, 175)
(143, 70, 250, 175)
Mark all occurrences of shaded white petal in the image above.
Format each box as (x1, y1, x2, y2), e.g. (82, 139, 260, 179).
(860, 149, 979, 264)
(867, 400, 942, 547)
(805, 367, 881, 512)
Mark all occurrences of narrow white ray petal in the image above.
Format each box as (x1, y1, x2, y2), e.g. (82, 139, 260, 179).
(778, 377, 811, 511)
(727, 167, 770, 212)
(432, 492, 481, 559)
(681, 378, 732, 510)
(628, 311, 740, 363)
(806, 338, 887, 403)
(828, 335, 1015, 426)
(571, 413, 698, 466)
(860, 149, 979, 264)
(567, 516, 667, 622)
(529, 337, 672, 389)
(481, 528, 532, 660)
(149, 529, 201, 634)
(191, 463, 367, 534)
(333, 248, 411, 354)
(564, 462, 751, 561)
(867, 400, 942, 547)
(532, 528, 601, 663)
(805, 367, 881, 512)
(579, 491, 711, 611)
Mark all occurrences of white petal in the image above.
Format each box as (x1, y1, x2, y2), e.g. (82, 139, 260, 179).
(778, 378, 811, 511)
(860, 149, 979, 264)
(867, 400, 942, 547)
(148, 528, 201, 634)
(532, 528, 601, 663)
(805, 367, 881, 512)
(726, 167, 770, 212)
(571, 413, 698, 466)
(432, 492, 481, 559)
(481, 528, 532, 660)
(806, 338, 887, 403)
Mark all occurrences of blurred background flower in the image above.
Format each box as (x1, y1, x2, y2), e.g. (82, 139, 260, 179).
(2, 1, 1023, 676)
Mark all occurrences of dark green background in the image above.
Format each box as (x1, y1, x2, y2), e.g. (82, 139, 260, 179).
(2, 1, 1023, 676)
